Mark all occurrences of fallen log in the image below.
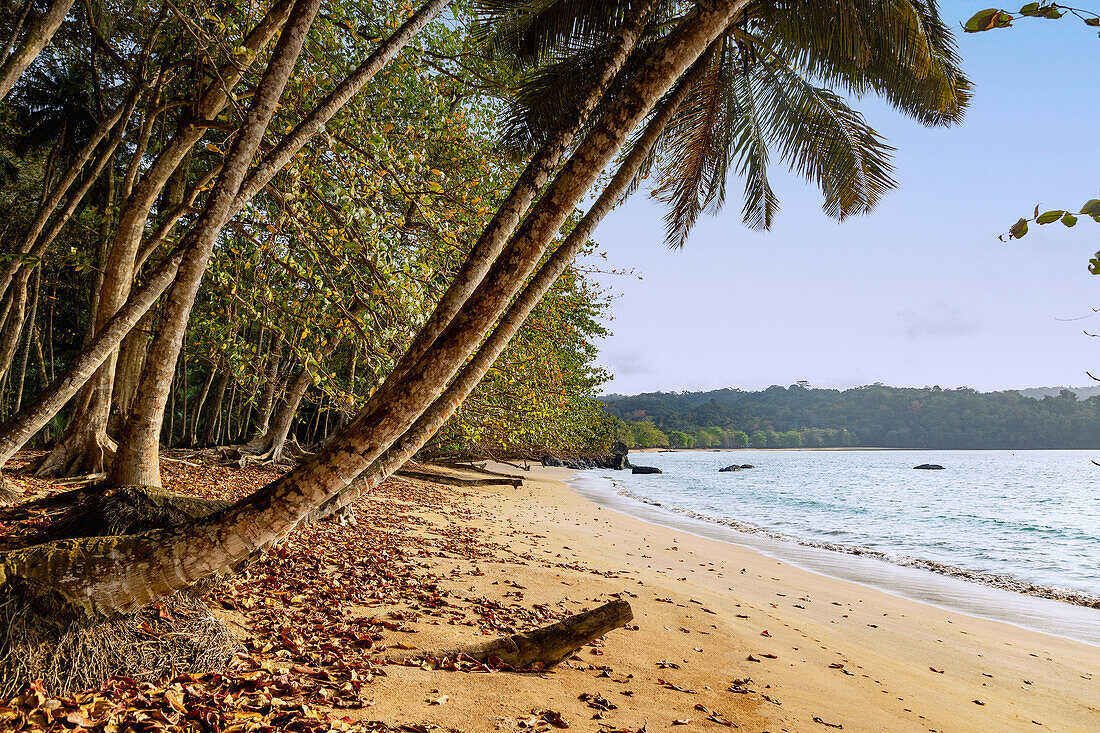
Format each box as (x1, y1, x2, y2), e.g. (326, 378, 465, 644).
(387, 599, 633, 668)
(396, 469, 522, 488)
(429, 461, 526, 481)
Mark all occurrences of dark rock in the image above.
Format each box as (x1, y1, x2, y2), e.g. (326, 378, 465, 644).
(540, 455, 563, 467)
(740, 464, 755, 469)
(914, 463, 945, 470)
(718, 465, 742, 472)
(631, 466, 662, 474)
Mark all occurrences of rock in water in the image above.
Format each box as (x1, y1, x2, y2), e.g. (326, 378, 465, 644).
(740, 464, 755, 469)
(631, 466, 662, 475)
(718, 465, 742, 472)
(914, 464, 945, 470)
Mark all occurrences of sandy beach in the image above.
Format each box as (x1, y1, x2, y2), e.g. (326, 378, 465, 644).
(361, 464, 1100, 732)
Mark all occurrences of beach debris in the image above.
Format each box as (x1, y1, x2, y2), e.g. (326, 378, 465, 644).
(746, 655, 761, 662)
(929, 667, 944, 674)
(762, 694, 782, 705)
(579, 692, 617, 711)
(813, 716, 844, 728)
(671, 719, 692, 725)
(973, 699, 986, 706)
(427, 693, 449, 705)
(519, 709, 569, 729)
(658, 679, 698, 694)
(695, 704, 737, 727)
(759, 653, 777, 659)
(656, 661, 681, 669)
(760, 629, 771, 637)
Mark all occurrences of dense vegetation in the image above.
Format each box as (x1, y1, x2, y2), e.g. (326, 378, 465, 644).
(604, 384, 1100, 449)
(0, 0, 613, 468)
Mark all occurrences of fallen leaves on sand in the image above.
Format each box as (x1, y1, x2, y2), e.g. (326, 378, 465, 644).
(518, 709, 569, 729)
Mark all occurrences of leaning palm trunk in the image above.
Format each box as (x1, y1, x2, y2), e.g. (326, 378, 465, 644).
(0, 0, 749, 617)
(310, 49, 710, 525)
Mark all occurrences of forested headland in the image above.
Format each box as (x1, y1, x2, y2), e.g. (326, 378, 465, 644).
(603, 384, 1100, 449)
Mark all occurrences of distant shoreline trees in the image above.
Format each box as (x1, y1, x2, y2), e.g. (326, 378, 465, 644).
(604, 384, 1100, 449)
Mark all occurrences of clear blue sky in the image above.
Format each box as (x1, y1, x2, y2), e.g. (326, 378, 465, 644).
(588, 7, 1100, 396)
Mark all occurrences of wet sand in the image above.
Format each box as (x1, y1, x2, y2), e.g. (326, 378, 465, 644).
(363, 464, 1100, 732)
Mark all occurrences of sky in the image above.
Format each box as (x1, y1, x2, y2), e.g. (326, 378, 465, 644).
(586, 6, 1100, 396)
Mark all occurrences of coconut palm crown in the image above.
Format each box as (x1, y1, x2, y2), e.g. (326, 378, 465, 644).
(476, 0, 971, 247)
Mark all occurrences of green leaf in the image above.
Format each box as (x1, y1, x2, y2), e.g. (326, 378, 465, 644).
(1019, 2, 1041, 15)
(1080, 199, 1100, 217)
(1036, 209, 1064, 224)
(1090, 253, 1100, 275)
(1043, 6, 1063, 19)
(1061, 213, 1077, 227)
(1010, 218, 1029, 238)
(965, 9, 1006, 31)
(1085, 17, 1100, 27)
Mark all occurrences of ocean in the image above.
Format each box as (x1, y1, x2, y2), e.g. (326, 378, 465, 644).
(572, 449, 1100, 642)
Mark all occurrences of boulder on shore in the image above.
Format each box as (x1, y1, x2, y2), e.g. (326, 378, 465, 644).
(718, 465, 742, 472)
(913, 463, 945, 470)
(631, 466, 662, 475)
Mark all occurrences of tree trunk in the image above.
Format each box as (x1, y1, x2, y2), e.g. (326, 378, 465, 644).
(12, 267, 40, 413)
(106, 0, 321, 488)
(0, 0, 745, 615)
(185, 365, 216, 447)
(110, 306, 154, 430)
(311, 55, 699, 524)
(30, 0, 296, 477)
(199, 368, 229, 447)
(245, 331, 346, 461)
(0, 0, 77, 100)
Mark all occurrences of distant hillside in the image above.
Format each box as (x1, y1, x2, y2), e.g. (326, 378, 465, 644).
(1015, 386, 1100, 401)
(601, 385, 1100, 450)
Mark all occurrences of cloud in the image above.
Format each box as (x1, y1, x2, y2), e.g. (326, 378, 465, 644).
(898, 306, 983, 339)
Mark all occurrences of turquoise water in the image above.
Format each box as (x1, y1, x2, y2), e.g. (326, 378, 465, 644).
(585, 450, 1100, 597)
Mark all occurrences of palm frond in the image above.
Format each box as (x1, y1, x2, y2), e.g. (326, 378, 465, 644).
(651, 37, 732, 248)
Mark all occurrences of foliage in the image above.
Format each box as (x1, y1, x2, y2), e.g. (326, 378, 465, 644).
(603, 384, 1100, 449)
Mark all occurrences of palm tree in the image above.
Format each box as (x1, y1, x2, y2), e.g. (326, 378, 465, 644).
(486, 0, 969, 245)
(0, 0, 971, 693)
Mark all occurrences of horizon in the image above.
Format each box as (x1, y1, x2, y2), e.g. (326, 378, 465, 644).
(599, 382, 1100, 398)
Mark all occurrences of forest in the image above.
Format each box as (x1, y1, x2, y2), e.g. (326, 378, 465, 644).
(603, 384, 1100, 449)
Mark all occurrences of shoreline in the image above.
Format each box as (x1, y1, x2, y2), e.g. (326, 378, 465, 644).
(598, 476, 1100, 611)
(429, 463, 1100, 731)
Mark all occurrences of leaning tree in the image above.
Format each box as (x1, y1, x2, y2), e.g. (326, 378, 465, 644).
(0, 0, 970, 694)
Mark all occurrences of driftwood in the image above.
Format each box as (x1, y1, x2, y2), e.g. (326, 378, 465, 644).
(429, 461, 527, 481)
(389, 599, 633, 668)
(396, 469, 522, 488)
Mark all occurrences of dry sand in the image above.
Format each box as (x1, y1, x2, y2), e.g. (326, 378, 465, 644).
(360, 465, 1098, 732)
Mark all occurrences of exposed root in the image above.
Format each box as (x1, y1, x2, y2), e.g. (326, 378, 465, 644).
(0, 585, 240, 697)
(16, 485, 231, 545)
(27, 430, 117, 479)
(0, 474, 16, 505)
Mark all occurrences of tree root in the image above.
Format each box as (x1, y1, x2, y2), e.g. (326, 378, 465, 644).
(387, 599, 633, 668)
(0, 583, 240, 697)
(27, 430, 117, 479)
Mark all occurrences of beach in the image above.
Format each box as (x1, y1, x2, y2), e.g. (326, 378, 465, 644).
(361, 464, 1100, 732)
